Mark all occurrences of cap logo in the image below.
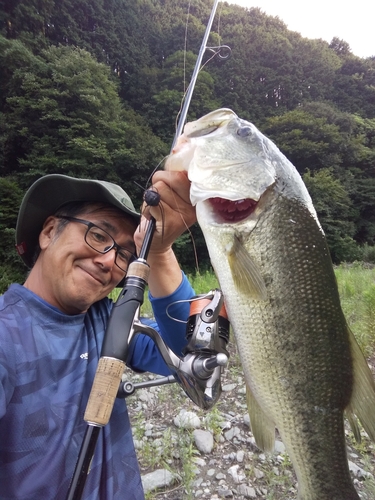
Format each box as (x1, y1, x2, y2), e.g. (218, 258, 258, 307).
(16, 242, 27, 256)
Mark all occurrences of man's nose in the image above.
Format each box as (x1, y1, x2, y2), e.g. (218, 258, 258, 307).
(93, 249, 116, 270)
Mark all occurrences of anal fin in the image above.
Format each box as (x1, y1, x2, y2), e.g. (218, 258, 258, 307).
(346, 326, 375, 443)
(246, 383, 275, 453)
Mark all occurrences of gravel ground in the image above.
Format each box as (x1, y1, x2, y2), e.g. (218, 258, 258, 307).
(125, 340, 375, 500)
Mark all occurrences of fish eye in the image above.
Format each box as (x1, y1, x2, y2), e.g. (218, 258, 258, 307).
(237, 126, 252, 137)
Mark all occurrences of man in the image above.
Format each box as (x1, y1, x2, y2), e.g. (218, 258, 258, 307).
(0, 171, 196, 499)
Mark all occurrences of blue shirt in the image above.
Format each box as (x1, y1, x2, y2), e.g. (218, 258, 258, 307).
(0, 275, 194, 499)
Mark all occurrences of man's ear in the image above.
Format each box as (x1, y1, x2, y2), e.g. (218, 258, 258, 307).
(39, 216, 59, 251)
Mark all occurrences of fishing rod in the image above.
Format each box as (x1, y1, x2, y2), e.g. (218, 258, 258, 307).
(171, 0, 229, 150)
(66, 2, 230, 498)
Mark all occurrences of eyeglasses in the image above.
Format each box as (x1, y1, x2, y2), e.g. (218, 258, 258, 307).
(58, 216, 136, 272)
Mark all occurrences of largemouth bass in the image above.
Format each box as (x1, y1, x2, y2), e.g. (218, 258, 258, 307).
(165, 109, 375, 500)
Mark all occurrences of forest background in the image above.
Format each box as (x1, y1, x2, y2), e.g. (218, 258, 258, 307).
(1, 0, 375, 292)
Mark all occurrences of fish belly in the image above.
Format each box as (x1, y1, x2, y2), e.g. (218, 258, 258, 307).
(197, 196, 359, 500)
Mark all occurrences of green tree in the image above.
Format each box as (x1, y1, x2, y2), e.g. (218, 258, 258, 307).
(140, 50, 221, 143)
(262, 107, 345, 174)
(0, 177, 26, 292)
(303, 169, 360, 262)
(1, 39, 167, 192)
(331, 56, 375, 118)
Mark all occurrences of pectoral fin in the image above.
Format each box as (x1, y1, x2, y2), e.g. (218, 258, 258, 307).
(246, 383, 275, 453)
(227, 234, 267, 300)
(345, 326, 375, 443)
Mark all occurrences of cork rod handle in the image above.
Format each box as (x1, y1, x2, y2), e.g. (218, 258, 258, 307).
(84, 357, 125, 426)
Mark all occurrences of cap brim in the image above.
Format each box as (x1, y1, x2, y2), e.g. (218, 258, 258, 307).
(16, 174, 140, 268)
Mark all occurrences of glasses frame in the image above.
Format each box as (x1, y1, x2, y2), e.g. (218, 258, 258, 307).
(58, 215, 136, 272)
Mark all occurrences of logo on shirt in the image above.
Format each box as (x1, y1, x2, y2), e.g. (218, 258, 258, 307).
(80, 353, 88, 360)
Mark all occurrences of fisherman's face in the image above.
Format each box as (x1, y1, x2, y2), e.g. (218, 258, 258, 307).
(33, 205, 136, 314)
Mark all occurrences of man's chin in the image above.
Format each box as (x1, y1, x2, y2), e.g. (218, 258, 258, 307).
(64, 287, 108, 314)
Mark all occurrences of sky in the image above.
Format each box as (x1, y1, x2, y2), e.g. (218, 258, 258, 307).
(224, 0, 375, 59)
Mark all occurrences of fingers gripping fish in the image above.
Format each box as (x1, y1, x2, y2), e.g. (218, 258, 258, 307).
(165, 109, 375, 500)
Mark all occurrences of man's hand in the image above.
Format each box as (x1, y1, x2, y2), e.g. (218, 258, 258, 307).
(134, 170, 196, 256)
(133, 170, 196, 297)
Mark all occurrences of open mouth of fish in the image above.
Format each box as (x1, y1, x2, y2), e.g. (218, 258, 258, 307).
(209, 197, 257, 222)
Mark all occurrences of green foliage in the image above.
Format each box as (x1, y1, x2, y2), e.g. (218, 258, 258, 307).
(187, 270, 219, 295)
(139, 50, 221, 143)
(0, 177, 27, 292)
(331, 56, 375, 118)
(262, 106, 347, 174)
(1, 40, 167, 188)
(335, 263, 375, 357)
(303, 168, 359, 263)
(172, 224, 211, 275)
(360, 244, 375, 263)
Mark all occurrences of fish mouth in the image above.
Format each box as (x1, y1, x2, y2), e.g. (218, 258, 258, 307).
(209, 197, 257, 222)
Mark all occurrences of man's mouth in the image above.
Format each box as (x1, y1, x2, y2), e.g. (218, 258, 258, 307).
(79, 266, 106, 286)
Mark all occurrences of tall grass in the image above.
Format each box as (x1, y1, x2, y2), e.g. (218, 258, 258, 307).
(335, 263, 375, 357)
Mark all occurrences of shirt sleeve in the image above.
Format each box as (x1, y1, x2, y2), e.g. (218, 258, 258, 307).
(126, 272, 195, 375)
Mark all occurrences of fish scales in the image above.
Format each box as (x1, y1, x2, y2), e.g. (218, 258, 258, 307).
(165, 108, 375, 500)
(199, 196, 356, 499)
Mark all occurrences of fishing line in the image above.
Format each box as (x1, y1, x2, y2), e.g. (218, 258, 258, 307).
(145, 156, 169, 186)
(216, 0, 223, 48)
(165, 291, 222, 323)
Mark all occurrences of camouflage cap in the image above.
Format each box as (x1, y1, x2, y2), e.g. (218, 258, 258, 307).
(16, 174, 140, 268)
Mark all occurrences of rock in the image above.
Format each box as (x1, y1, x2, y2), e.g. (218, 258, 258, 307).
(133, 439, 143, 450)
(194, 477, 204, 488)
(274, 440, 286, 454)
(222, 383, 237, 392)
(219, 419, 232, 431)
(174, 410, 201, 429)
(348, 460, 374, 479)
(141, 468, 178, 493)
(193, 457, 207, 467)
(224, 426, 241, 441)
(217, 488, 233, 498)
(194, 429, 214, 454)
(138, 389, 155, 404)
(238, 484, 257, 498)
(227, 464, 245, 483)
(254, 467, 264, 479)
